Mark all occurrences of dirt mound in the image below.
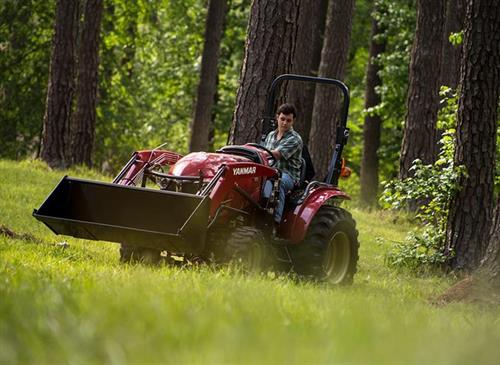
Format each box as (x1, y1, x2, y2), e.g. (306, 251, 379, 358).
(431, 276, 500, 306)
(0, 224, 43, 244)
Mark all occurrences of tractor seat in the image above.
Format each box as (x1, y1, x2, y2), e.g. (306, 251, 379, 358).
(297, 157, 307, 189)
(294, 144, 315, 190)
(286, 146, 316, 206)
(301, 144, 315, 183)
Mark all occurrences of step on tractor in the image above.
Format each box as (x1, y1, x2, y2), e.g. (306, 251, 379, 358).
(34, 74, 359, 284)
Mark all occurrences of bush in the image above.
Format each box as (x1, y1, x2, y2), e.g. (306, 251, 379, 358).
(381, 88, 464, 271)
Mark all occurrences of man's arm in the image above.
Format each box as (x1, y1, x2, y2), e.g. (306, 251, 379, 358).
(262, 131, 282, 160)
(275, 136, 302, 161)
(271, 149, 282, 160)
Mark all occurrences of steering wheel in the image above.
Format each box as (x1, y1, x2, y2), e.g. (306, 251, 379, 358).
(246, 143, 277, 165)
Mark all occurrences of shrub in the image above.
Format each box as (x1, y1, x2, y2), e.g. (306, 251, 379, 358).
(381, 88, 465, 271)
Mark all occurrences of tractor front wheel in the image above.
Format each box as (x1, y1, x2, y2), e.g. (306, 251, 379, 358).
(119, 244, 161, 265)
(292, 206, 359, 284)
(224, 226, 269, 273)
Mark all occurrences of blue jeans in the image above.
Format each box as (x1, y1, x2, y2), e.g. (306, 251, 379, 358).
(264, 172, 295, 224)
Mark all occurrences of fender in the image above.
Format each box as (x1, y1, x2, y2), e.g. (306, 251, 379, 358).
(282, 187, 350, 244)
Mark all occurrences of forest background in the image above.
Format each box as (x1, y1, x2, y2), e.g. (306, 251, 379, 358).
(1, 0, 404, 176)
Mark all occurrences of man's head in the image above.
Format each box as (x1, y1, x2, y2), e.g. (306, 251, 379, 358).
(276, 103, 297, 133)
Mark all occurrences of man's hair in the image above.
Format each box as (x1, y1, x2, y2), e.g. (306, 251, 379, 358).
(276, 103, 297, 118)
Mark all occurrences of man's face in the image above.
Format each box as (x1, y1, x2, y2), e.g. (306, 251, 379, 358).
(277, 112, 294, 133)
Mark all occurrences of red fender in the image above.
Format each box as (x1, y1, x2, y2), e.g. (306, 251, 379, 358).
(282, 187, 351, 244)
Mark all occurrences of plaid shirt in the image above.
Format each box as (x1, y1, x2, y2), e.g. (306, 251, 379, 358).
(263, 128, 303, 182)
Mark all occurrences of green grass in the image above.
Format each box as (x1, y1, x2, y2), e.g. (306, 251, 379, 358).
(1, 159, 499, 364)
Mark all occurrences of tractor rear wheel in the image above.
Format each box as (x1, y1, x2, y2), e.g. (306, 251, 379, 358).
(292, 206, 359, 284)
(119, 244, 161, 265)
(224, 226, 269, 273)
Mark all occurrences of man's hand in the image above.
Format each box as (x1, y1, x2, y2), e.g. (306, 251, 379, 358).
(271, 149, 281, 160)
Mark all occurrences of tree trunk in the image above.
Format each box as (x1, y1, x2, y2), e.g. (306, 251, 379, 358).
(360, 8, 386, 207)
(479, 197, 500, 286)
(229, 0, 300, 145)
(208, 74, 220, 152)
(40, 0, 80, 169)
(446, 0, 499, 271)
(399, 0, 445, 179)
(189, 0, 228, 152)
(286, 0, 329, 142)
(440, 0, 466, 90)
(308, 0, 355, 180)
(71, 0, 104, 167)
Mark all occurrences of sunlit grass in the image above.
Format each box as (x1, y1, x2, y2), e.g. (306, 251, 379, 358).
(1, 159, 499, 364)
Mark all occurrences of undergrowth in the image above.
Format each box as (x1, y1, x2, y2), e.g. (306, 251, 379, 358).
(381, 88, 464, 272)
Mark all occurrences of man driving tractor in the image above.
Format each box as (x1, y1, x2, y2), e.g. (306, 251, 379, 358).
(33, 74, 359, 284)
(262, 103, 303, 224)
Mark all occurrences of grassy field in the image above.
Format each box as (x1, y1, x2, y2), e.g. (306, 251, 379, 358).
(1, 159, 499, 364)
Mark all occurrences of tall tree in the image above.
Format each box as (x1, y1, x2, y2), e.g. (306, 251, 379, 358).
(229, 0, 300, 145)
(399, 0, 445, 179)
(286, 0, 328, 142)
(445, 0, 499, 271)
(360, 4, 386, 207)
(440, 0, 466, 90)
(207, 75, 220, 151)
(308, 0, 355, 180)
(40, 0, 80, 169)
(71, 0, 104, 166)
(189, 0, 228, 152)
(479, 197, 500, 286)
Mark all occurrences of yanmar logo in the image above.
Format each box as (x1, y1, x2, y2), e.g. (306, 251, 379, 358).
(233, 166, 256, 176)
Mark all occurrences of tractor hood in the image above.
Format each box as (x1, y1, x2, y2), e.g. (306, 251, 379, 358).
(170, 152, 251, 178)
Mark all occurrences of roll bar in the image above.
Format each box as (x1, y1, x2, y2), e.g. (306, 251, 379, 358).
(261, 74, 350, 187)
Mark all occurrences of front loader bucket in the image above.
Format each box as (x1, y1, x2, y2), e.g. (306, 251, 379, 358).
(33, 176, 210, 254)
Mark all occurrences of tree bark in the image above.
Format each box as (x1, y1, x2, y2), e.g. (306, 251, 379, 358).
(229, 0, 300, 145)
(208, 74, 220, 152)
(286, 0, 329, 142)
(308, 0, 355, 180)
(71, 0, 104, 167)
(440, 0, 466, 90)
(189, 0, 228, 152)
(399, 0, 445, 179)
(479, 197, 500, 286)
(446, 0, 500, 271)
(40, 0, 80, 169)
(360, 8, 386, 207)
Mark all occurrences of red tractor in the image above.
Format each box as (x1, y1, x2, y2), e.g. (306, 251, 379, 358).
(34, 74, 359, 284)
